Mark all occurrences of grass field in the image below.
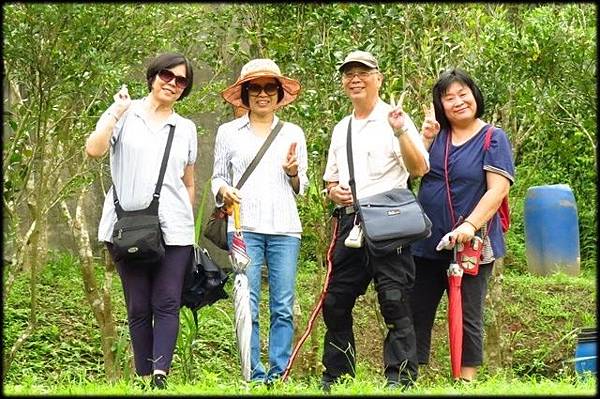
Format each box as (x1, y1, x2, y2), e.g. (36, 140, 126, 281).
(2, 251, 597, 396)
(4, 372, 596, 396)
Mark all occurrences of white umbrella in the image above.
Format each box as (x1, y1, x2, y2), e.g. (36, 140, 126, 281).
(229, 203, 252, 381)
(232, 273, 252, 381)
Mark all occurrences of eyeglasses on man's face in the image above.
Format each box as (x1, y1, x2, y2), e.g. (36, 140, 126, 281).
(157, 69, 189, 89)
(246, 82, 280, 96)
(342, 70, 378, 81)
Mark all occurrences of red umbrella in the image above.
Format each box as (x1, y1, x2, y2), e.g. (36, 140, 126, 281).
(447, 246, 464, 380)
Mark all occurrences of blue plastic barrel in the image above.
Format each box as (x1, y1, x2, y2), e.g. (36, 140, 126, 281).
(575, 327, 597, 375)
(524, 184, 580, 276)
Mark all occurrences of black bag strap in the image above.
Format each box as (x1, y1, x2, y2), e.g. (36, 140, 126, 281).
(346, 118, 415, 205)
(153, 124, 177, 197)
(113, 124, 176, 218)
(345, 119, 359, 207)
(235, 120, 284, 190)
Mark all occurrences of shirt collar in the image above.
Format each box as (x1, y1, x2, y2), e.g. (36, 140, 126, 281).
(352, 98, 390, 122)
(236, 112, 280, 131)
(132, 97, 179, 126)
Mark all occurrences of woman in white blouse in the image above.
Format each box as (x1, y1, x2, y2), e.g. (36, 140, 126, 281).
(212, 58, 308, 384)
(86, 53, 197, 390)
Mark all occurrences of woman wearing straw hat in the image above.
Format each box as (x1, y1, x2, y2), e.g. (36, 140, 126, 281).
(211, 58, 308, 384)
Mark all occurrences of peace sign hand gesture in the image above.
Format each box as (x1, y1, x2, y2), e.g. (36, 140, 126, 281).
(421, 103, 440, 140)
(283, 142, 298, 177)
(387, 91, 408, 132)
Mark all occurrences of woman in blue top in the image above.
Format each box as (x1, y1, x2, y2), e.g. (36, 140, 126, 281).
(410, 68, 515, 382)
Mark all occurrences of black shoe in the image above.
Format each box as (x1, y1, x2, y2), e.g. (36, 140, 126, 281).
(265, 373, 282, 388)
(265, 380, 274, 390)
(320, 379, 332, 394)
(151, 373, 168, 390)
(386, 379, 413, 390)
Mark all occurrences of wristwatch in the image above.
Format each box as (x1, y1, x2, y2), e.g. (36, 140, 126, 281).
(394, 126, 408, 137)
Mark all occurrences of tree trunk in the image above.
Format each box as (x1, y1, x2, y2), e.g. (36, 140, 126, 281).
(3, 216, 36, 305)
(101, 248, 121, 381)
(61, 186, 120, 382)
(3, 190, 43, 380)
(484, 257, 505, 373)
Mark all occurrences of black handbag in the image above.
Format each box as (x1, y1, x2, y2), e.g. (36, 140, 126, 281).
(204, 120, 284, 250)
(111, 124, 175, 263)
(345, 119, 432, 256)
(181, 245, 229, 328)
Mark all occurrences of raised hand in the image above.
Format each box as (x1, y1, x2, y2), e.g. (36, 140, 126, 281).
(387, 91, 407, 132)
(112, 84, 132, 116)
(283, 142, 298, 177)
(421, 103, 440, 140)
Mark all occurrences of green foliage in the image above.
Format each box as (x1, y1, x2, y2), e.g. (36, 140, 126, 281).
(2, 252, 128, 384)
(2, 2, 596, 392)
(2, 253, 596, 394)
(7, 372, 595, 395)
(2, 3, 238, 210)
(224, 3, 596, 271)
(499, 271, 596, 377)
(4, 3, 594, 269)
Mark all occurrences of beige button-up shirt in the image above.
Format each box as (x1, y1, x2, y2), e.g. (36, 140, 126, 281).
(323, 99, 429, 200)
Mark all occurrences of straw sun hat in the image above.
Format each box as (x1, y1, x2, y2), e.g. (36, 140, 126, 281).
(221, 58, 301, 109)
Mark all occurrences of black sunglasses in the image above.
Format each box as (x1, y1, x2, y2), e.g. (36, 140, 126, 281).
(157, 69, 189, 89)
(246, 82, 280, 96)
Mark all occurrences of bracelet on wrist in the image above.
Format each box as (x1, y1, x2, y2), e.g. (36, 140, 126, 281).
(464, 219, 478, 231)
(107, 112, 119, 123)
(394, 127, 408, 137)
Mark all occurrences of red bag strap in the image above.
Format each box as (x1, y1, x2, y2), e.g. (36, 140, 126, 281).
(443, 130, 458, 229)
(483, 124, 510, 233)
(483, 124, 494, 150)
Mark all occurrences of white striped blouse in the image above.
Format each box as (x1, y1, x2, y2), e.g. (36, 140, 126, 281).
(210, 113, 309, 237)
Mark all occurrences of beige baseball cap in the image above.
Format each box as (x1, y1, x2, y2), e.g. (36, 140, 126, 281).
(338, 50, 379, 71)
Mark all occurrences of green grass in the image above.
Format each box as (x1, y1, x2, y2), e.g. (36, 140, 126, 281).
(2, 251, 597, 395)
(4, 372, 596, 395)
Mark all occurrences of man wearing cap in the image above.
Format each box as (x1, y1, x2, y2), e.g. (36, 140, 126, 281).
(320, 50, 429, 391)
(211, 58, 309, 384)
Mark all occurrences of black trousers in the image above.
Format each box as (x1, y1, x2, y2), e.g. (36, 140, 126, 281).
(410, 256, 493, 367)
(106, 242, 192, 375)
(321, 212, 418, 385)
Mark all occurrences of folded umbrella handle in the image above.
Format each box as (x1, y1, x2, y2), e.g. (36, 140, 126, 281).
(232, 202, 241, 231)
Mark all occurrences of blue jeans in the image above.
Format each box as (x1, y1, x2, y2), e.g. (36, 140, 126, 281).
(228, 232, 300, 382)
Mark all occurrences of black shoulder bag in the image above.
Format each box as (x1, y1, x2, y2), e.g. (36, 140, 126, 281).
(346, 119, 432, 256)
(204, 120, 284, 250)
(111, 124, 175, 263)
